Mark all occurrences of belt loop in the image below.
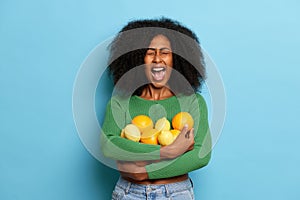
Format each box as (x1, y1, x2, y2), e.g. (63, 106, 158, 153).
(164, 184, 170, 198)
(125, 182, 131, 194)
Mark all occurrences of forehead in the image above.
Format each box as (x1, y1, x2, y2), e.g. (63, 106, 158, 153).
(148, 35, 171, 49)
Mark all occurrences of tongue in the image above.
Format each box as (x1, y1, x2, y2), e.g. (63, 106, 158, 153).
(152, 71, 165, 81)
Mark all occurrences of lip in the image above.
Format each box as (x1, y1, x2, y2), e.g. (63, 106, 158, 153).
(150, 66, 166, 82)
(151, 66, 166, 73)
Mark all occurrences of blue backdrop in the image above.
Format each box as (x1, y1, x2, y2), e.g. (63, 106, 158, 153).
(1, 0, 300, 199)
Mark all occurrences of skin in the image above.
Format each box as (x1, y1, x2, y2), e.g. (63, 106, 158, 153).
(141, 34, 174, 100)
(118, 35, 195, 181)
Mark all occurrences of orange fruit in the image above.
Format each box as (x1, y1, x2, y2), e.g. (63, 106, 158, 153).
(140, 128, 160, 145)
(158, 130, 174, 146)
(132, 115, 154, 133)
(172, 112, 194, 131)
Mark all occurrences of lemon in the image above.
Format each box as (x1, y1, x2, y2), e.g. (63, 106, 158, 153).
(158, 130, 174, 146)
(120, 129, 125, 138)
(155, 117, 171, 132)
(170, 129, 181, 139)
(141, 128, 160, 145)
(124, 124, 141, 142)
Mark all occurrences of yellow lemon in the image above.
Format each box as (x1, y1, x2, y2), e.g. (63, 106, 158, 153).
(132, 115, 154, 133)
(124, 124, 141, 142)
(155, 117, 171, 132)
(140, 128, 160, 145)
(170, 129, 181, 139)
(120, 129, 125, 138)
(158, 130, 174, 146)
(172, 112, 194, 131)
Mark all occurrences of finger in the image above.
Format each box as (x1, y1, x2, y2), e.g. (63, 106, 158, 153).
(135, 161, 148, 166)
(185, 128, 195, 139)
(188, 144, 194, 151)
(181, 124, 189, 135)
(118, 160, 125, 164)
(189, 128, 194, 137)
(185, 130, 190, 139)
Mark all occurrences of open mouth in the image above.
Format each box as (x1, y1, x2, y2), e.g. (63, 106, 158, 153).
(151, 67, 166, 81)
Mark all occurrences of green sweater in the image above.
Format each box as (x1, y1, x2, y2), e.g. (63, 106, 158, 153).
(101, 93, 211, 179)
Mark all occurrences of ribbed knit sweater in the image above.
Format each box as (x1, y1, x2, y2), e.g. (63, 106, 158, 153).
(101, 93, 211, 179)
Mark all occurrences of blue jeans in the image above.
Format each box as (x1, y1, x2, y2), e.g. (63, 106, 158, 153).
(112, 177, 194, 200)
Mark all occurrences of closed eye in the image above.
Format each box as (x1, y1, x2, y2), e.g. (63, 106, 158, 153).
(146, 50, 155, 56)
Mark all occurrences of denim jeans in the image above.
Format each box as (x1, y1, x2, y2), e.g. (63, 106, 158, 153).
(112, 177, 194, 200)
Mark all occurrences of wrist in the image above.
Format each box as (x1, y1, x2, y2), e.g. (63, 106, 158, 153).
(160, 145, 177, 159)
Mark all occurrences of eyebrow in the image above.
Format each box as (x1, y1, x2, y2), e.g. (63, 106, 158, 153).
(147, 47, 171, 51)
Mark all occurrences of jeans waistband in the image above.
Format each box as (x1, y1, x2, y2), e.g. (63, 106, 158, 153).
(116, 176, 193, 195)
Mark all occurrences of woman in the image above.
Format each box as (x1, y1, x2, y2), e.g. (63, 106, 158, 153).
(101, 17, 211, 199)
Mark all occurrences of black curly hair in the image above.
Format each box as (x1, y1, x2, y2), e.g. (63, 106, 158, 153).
(108, 17, 206, 96)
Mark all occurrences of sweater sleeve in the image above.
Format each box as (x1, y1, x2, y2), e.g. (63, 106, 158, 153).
(145, 94, 212, 179)
(100, 97, 161, 161)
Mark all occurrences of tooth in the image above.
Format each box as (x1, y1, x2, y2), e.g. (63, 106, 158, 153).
(152, 67, 164, 71)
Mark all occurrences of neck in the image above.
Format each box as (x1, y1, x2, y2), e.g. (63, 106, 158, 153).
(140, 84, 174, 101)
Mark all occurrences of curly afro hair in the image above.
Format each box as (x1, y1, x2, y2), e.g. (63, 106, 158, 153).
(108, 17, 206, 96)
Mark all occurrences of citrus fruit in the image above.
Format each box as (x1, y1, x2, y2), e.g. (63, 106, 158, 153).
(158, 130, 174, 146)
(155, 117, 170, 132)
(172, 112, 194, 131)
(170, 129, 181, 139)
(124, 124, 141, 142)
(132, 115, 154, 133)
(120, 129, 125, 138)
(140, 128, 160, 145)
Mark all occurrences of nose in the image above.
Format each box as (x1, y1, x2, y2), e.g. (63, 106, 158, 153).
(153, 51, 163, 63)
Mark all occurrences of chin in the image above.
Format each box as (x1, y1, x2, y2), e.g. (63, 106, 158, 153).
(149, 81, 168, 89)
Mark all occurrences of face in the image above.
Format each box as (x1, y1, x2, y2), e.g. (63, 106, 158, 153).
(144, 35, 173, 88)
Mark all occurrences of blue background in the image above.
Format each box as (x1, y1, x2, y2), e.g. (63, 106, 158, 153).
(1, 0, 300, 199)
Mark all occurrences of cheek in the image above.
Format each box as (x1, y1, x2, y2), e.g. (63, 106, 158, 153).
(167, 56, 173, 67)
(144, 56, 151, 64)
(144, 65, 152, 77)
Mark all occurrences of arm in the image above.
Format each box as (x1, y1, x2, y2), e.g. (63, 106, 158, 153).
(101, 97, 160, 161)
(116, 126, 195, 181)
(145, 94, 212, 179)
(101, 97, 193, 161)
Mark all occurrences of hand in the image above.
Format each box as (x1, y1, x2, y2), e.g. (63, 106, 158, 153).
(135, 161, 149, 167)
(160, 125, 195, 159)
(117, 161, 149, 181)
(171, 125, 195, 154)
